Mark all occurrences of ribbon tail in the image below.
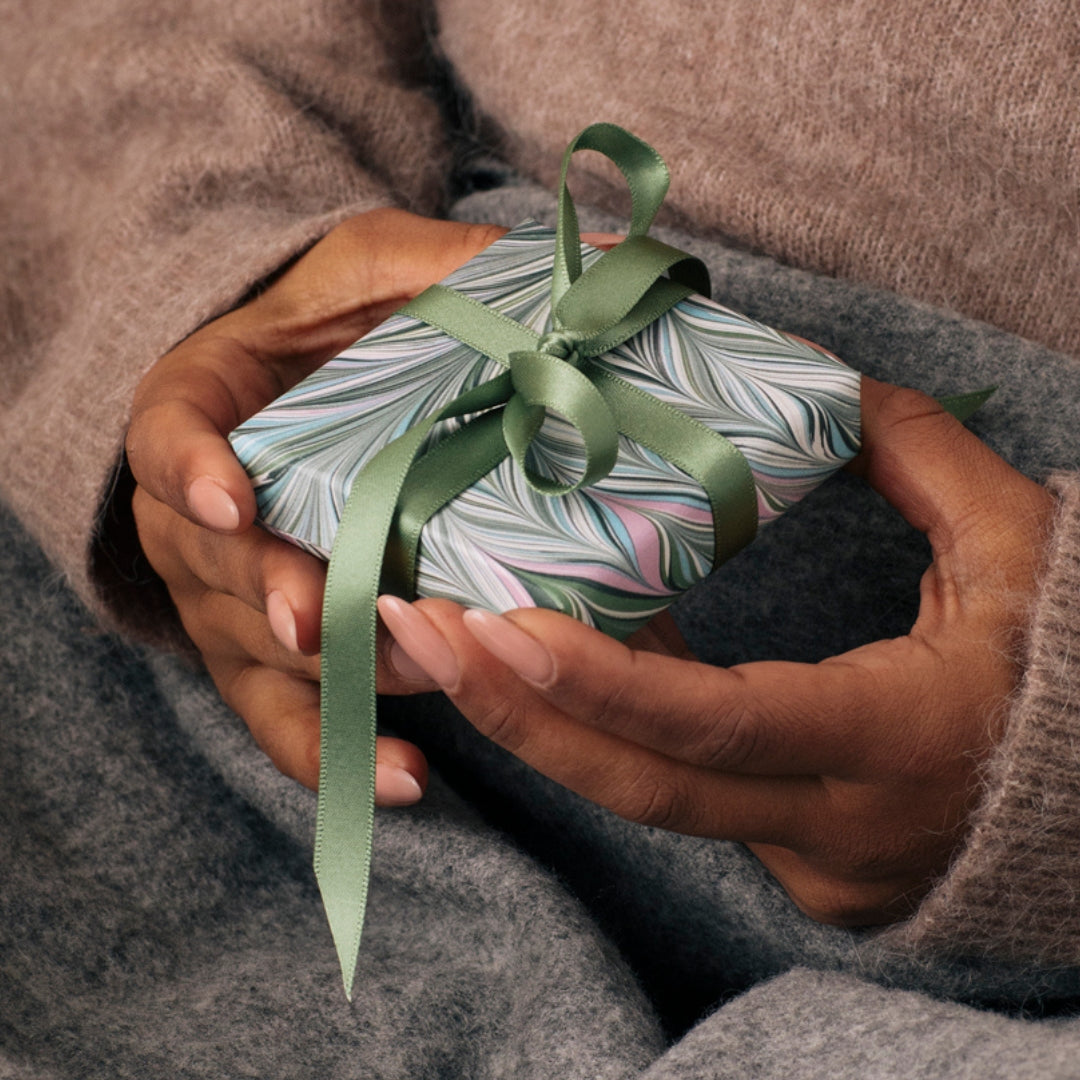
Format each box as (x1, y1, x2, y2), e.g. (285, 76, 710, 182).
(317, 375, 515, 999)
(316, 420, 437, 1000)
(937, 386, 996, 422)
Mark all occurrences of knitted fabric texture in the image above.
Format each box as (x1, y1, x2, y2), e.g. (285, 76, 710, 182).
(3, 0, 1080, 1028)
(438, 0, 1080, 358)
(0, 0, 447, 633)
(900, 474, 1080, 961)
(3, 1, 1079, 627)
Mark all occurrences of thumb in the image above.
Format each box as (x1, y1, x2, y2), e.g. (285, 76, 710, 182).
(129, 211, 509, 532)
(853, 376, 1051, 568)
(243, 210, 509, 352)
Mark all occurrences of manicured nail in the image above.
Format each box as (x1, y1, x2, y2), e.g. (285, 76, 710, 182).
(187, 476, 240, 531)
(581, 231, 626, 250)
(266, 590, 299, 653)
(461, 609, 554, 685)
(386, 640, 438, 687)
(376, 595, 460, 688)
(375, 764, 423, 807)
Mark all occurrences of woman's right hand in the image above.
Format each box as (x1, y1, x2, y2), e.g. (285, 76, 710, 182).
(126, 209, 509, 797)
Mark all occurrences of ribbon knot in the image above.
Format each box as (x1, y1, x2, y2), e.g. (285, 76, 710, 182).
(536, 328, 583, 362)
(504, 328, 619, 495)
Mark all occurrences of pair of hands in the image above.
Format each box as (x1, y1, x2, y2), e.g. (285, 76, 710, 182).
(128, 208, 1054, 925)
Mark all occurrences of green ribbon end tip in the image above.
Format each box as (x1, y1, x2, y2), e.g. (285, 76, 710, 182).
(938, 385, 997, 423)
(317, 871, 365, 1001)
(331, 929, 360, 1002)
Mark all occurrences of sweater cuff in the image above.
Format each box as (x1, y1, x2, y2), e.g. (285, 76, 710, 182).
(20, 202, 390, 648)
(894, 471, 1080, 962)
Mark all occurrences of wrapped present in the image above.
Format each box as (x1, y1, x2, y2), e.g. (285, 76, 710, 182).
(231, 221, 861, 635)
(229, 124, 864, 997)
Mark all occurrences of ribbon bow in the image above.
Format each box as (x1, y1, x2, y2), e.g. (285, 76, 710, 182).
(316, 123, 770, 997)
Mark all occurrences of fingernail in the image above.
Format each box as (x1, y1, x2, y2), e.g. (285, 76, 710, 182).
(187, 476, 240, 531)
(376, 595, 460, 688)
(462, 609, 554, 685)
(387, 641, 438, 687)
(266, 590, 299, 653)
(375, 764, 423, 807)
(581, 231, 626, 249)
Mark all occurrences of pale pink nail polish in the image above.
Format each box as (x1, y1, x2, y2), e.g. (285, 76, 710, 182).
(376, 595, 460, 688)
(387, 640, 438, 687)
(266, 590, 299, 653)
(462, 609, 554, 685)
(375, 764, 423, 807)
(187, 476, 240, 531)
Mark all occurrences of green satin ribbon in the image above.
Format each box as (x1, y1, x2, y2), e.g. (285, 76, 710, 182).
(315, 122, 763, 998)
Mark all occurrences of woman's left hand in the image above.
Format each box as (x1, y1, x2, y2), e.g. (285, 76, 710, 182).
(377, 377, 1055, 925)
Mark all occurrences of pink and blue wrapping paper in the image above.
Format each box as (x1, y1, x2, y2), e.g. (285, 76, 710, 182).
(229, 220, 862, 638)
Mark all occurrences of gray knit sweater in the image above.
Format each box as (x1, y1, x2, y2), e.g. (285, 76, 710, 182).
(2, 0, 1079, 996)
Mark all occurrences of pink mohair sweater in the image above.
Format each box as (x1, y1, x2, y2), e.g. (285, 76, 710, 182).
(1, 0, 1078, 966)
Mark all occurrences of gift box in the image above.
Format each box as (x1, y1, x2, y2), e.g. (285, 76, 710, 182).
(229, 221, 861, 636)
(228, 123, 865, 998)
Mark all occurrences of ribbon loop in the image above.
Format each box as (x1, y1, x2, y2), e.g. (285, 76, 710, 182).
(504, 347, 620, 495)
(555, 235, 711, 347)
(552, 122, 673, 308)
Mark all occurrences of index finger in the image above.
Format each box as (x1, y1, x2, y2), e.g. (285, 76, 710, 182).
(382, 598, 811, 841)
(425, 603, 926, 779)
(126, 332, 273, 531)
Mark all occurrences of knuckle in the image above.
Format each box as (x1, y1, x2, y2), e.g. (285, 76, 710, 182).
(782, 850, 911, 926)
(455, 222, 506, 261)
(180, 585, 224, 649)
(616, 767, 689, 832)
(192, 523, 230, 585)
(241, 539, 277, 607)
(217, 663, 320, 787)
(587, 647, 698, 739)
(125, 401, 185, 491)
(874, 384, 944, 431)
(872, 385, 970, 462)
(466, 695, 533, 756)
(131, 489, 184, 578)
(587, 669, 636, 730)
(792, 875, 890, 926)
(220, 659, 256, 709)
(790, 792, 944, 925)
(689, 698, 762, 771)
(124, 415, 152, 476)
(334, 206, 410, 240)
(321, 208, 415, 268)
(676, 663, 770, 771)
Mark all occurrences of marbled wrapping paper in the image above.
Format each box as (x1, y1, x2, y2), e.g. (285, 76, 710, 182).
(229, 222, 861, 637)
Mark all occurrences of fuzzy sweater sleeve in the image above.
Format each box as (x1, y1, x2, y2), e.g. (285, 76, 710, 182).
(0, 0, 449, 640)
(891, 472, 1080, 964)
